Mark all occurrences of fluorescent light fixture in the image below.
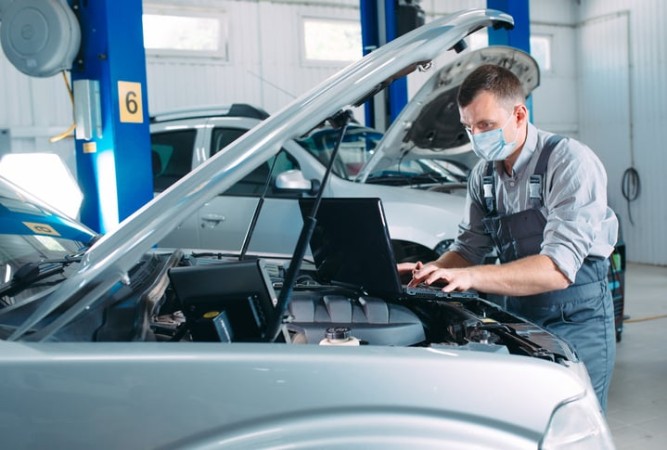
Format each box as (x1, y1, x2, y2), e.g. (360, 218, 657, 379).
(0, 153, 83, 219)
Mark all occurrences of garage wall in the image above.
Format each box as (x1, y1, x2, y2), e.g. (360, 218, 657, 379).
(145, 0, 360, 115)
(529, 0, 579, 138)
(574, 0, 666, 265)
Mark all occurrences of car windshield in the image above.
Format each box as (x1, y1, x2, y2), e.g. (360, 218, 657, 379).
(366, 158, 469, 184)
(296, 125, 383, 179)
(0, 180, 96, 293)
(0, 235, 85, 289)
(297, 125, 469, 183)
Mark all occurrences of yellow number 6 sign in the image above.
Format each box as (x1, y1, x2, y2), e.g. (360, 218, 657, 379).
(118, 81, 144, 123)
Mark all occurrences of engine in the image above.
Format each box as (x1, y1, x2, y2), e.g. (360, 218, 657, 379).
(44, 252, 576, 368)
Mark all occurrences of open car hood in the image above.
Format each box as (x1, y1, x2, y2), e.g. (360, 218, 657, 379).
(356, 45, 539, 181)
(8, 9, 515, 340)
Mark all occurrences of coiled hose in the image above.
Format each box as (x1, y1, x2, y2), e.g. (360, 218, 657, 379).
(621, 167, 640, 225)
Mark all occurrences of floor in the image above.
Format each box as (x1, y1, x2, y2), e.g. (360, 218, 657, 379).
(607, 263, 667, 449)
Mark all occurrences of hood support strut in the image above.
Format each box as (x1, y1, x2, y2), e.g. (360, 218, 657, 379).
(265, 110, 353, 342)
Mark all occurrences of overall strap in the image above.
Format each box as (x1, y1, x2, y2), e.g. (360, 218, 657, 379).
(528, 134, 564, 209)
(481, 134, 565, 215)
(482, 161, 496, 215)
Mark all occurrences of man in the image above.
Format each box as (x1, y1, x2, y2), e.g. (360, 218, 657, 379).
(401, 64, 618, 412)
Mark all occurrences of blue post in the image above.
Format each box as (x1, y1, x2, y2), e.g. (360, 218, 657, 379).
(487, 0, 533, 114)
(360, 0, 380, 128)
(359, 0, 410, 130)
(383, 0, 408, 124)
(70, 0, 153, 233)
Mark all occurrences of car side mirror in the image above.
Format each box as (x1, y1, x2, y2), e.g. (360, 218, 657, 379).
(275, 170, 320, 195)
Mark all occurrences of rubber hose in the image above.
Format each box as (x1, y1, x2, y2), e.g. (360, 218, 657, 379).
(621, 167, 640, 225)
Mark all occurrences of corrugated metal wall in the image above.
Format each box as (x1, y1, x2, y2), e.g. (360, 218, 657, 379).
(146, 0, 360, 115)
(574, 0, 667, 265)
(530, 1, 579, 139)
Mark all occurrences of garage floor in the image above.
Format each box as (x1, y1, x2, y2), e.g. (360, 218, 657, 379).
(607, 263, 667, 449)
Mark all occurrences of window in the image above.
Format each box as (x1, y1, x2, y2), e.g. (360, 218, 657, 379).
(211, 127, 301, 197)
(466, 31, 552, 73)
(296, 125, 383, 179)
(302, 18, 362, 62)
(151, 129, 197, 192)
(467, 30, 488, 50)
(530, 34, 552, 72)
(223, 151, 300, 197)
(143, 10, 227, 59)
(211, 128, 249, 156)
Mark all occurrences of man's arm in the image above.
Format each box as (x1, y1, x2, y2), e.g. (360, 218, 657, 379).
(411, 253, 570, 296)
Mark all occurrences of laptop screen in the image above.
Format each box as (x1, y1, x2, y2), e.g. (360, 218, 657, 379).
(298, 197, 404, 298)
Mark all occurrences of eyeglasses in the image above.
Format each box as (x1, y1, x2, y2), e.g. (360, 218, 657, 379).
(462, 105, 520, 135)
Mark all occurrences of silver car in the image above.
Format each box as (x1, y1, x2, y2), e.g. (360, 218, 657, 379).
(150, 109, 465, 262)
(0, 9, 613, 449)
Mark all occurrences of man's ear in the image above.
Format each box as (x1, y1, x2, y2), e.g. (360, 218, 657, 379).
(516, 104, 529, 125)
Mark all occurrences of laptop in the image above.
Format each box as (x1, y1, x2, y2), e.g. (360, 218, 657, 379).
(298, 197, 451, 300)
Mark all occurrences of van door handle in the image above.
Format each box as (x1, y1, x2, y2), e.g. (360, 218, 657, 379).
(201, 214, 226, 228)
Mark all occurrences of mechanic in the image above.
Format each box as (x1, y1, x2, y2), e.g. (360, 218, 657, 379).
(399, 64, 618, 413)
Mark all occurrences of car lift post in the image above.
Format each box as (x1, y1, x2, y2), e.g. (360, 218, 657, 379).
(360, 0, 409, 131)
(70, 0, 153, 233)
(487, 0, 533, 115)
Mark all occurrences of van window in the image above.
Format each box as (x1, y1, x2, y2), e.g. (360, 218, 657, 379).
(223, 150, 300, 197)
(211, 127, 248, 155)
(151, 129, 197, 192)
(211, 127, 301, 197)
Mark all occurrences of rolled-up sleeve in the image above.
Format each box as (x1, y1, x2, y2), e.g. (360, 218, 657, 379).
(540, 138, 617, 282)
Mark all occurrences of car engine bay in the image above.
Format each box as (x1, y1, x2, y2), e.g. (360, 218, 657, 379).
(18, 251, 577, 370)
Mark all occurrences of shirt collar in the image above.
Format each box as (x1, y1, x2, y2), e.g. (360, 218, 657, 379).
(507, 122, 538, 176)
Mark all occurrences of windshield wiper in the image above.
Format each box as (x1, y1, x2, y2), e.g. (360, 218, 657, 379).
(367, 171, 450, 184)
(0, 256, 82, 299)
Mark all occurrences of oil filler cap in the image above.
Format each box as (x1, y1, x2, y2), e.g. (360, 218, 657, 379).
(325, 327, 351, 340)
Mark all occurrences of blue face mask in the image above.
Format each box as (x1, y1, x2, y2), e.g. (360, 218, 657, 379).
(465, 114, 518, 161)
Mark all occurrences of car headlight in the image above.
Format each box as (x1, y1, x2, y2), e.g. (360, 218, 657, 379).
(540, 390, 615, 449)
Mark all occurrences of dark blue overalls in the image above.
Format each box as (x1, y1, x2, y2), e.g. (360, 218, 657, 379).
(480, 136, 616, 412)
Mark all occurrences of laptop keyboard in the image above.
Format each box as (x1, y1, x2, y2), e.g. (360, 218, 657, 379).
(404, 284, 449, 298)
(403, 284, 479, 299)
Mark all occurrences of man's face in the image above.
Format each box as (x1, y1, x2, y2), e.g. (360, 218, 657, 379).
(459, 90, 519, 143)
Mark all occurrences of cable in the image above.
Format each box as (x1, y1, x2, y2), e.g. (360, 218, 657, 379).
(624, 313, 667, 323)
(49, 70, 76, 143)
(621, 167, 640, 225)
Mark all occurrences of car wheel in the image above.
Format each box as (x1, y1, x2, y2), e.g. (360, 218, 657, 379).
(392, 240, 439, 263)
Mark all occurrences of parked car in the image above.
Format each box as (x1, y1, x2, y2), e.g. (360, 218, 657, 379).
(0, 9, 614, 449)
(150, 107, 465, 262)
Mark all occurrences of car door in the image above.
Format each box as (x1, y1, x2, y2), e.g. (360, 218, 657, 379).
(197, 125, 317, 254)
(151, 124, 205, 248)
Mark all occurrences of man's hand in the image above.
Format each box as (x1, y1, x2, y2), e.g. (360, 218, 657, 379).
(408, 264, 470, 292)
(397, 261, 420, 275)
(397, 261, 424, 284)
(409, 254, 570, 296)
